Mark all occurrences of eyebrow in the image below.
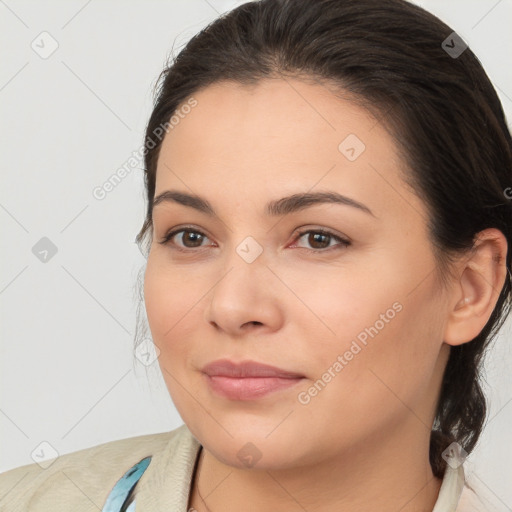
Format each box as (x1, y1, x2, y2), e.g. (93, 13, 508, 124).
(152, 190, 375, 218)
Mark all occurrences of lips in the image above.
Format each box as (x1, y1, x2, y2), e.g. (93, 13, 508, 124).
(201, 359, 305, 400)
(202, 359, 304, 378)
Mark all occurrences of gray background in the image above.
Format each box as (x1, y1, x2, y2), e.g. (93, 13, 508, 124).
(1, 0, 511, 508)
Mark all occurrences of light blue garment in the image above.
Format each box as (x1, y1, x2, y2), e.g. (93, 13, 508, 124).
(101, 456, 152, 511)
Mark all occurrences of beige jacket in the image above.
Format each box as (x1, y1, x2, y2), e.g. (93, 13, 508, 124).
(0, 423, 504, 511)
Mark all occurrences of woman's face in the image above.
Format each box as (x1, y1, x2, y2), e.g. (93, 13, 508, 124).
(144, 78, 453, 470)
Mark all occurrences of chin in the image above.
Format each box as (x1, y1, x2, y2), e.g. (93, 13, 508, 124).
(196, 426, 312, 470)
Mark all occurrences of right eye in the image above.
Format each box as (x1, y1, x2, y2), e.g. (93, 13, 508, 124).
(158, 226, 213, 251)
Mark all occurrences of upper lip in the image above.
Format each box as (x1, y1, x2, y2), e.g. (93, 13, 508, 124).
(201, 359, 304, 378)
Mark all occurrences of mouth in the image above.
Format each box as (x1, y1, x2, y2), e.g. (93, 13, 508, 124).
(201, 359, 306, 400)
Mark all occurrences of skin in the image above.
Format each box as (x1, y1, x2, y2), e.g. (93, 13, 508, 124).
(143, 77, 508, 512)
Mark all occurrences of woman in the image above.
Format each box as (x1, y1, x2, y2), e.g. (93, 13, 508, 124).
(1, 0, 511, 510)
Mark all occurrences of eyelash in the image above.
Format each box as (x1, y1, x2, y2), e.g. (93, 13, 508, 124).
(158, 226, 351, 254)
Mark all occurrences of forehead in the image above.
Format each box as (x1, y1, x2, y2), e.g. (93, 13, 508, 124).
(159, 78, 382, 170)
(154, 78, 425, 222)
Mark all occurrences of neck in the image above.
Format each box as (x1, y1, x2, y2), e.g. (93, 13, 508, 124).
(188, 419, 443, 512)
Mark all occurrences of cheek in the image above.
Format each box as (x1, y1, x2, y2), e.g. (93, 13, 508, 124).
(143, 264, 197, 403)
(143, 262, 170, 343)
(289, 266, 401, 360)
(296, 268, 444, 409)
(292, 307, 437, 449)
(143, 257, 200, 350)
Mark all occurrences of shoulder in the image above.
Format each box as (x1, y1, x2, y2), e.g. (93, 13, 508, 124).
(0, 424, 189, 511)
(456, 476, 510, 512)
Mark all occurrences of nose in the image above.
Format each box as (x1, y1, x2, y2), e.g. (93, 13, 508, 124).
(203, 255, 285, 336)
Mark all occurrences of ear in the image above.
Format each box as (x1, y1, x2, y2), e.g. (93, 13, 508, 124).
(443, 228, 509, 347)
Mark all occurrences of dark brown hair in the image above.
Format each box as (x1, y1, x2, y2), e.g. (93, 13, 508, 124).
(135, 0, 512, 478)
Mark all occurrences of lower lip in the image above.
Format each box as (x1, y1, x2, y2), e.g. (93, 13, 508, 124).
(204, 374, 304, 400)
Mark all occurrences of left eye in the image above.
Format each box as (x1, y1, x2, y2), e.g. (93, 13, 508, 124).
(158, 227, 351, 252)
(292, 229, 351, 252)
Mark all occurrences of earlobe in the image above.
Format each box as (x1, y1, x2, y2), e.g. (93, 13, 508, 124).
(443, 228, 508, 347)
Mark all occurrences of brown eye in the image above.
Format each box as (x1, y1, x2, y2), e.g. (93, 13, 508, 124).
(159, 228, 210, 249)
(158, 227, 350, 253)
(306, 232, 331, 249)
(178, 230, 206, 248)
(293, 229, 351, 252)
